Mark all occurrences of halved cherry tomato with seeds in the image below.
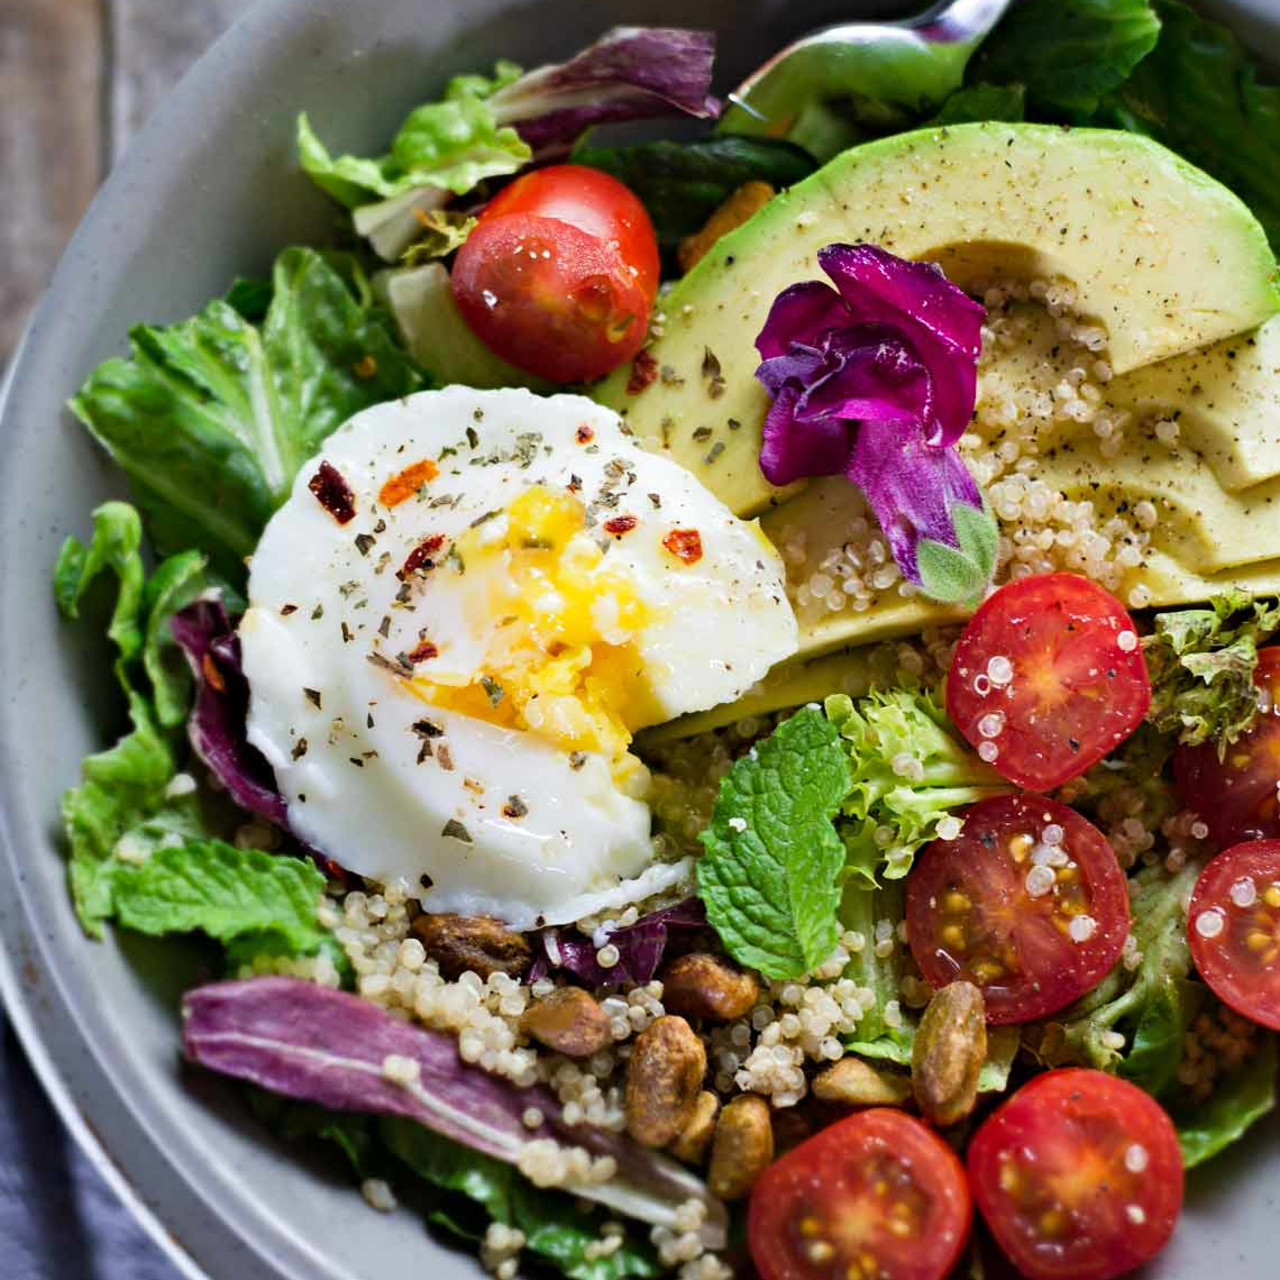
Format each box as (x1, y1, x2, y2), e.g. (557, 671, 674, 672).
(452, 165, 660, 383)
(748, 1109, 970, 1280)
(906, 796, 1129, 1023)
(1174, 647, 1280, 849)
(968, 1069, 1182, 1280)
(1187, 838, 1280, 1030)
(947, 573, 1151, 790)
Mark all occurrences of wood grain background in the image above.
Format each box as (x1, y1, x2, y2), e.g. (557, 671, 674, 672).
(0, 0, 258, 363)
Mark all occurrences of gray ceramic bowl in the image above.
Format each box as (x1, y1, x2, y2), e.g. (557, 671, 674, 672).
(2, 1, 1279, 1277)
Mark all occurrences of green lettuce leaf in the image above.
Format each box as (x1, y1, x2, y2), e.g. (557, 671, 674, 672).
(1096, 0, 1280, 250)
(573, 136, 816, 250)
(839, 880, 1019, 1093)
(110, 840, 329, 953)
(698, 707, 851, 980)
(825, 688, 1011, 882)
(298, 63, 529, 209)
(968, 0, 1161, 115)
(930, 84, 1027, 125)
(55, 503, 192, 931)
(1175, 1033, 1277, 1168)
(382, 1119, 660, 1280)
(70, 247, 423, 579)
(1143, 590, 1280, 751)
(1057, 861, 1199, 1075)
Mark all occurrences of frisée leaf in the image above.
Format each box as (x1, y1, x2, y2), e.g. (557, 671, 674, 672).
(825, 687, 1011, 882)
(1143, 590, 1280, 751)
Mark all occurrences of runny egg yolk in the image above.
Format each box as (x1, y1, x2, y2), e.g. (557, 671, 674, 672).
(409, 485, 663, 787)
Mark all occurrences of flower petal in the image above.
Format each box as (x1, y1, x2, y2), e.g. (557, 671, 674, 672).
(846, 417, 988, 595)
(818, 243, 985, 446)
(754, 280, 848, 360)
(796, 326, 931, 425)
(759, 384, 853, 486)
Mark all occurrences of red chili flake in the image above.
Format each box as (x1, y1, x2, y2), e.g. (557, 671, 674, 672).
(626, 349, 659, 395)
(200, 652, 227, 694)
(308, 461, 356, 524)
(603, 515, 638, 537)
(408, 639, 439, 664)
(399, 533, 447, 579)
(575, 423, 595, 444)
(379, 458, 439, 507)
(662, 528, 703, 564)
(353, 354, 378, 380)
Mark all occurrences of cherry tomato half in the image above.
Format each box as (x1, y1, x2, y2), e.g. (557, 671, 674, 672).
(968, 1069, 1183, 1280)
(946, 573, 1151, 791)
(451, 165, 660, 383)
(1187, 838, 1280, 1030)
(748, 1108, 970, 1280)
(906, 796, 1129, 1023)
(1174, 647, 1280, 849)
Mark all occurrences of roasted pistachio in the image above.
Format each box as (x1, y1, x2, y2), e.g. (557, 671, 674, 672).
(812, 1056, 913, 1107)
(625, 1015, 707, 1147)
(520, 987, 611, 1058)
(660, 953, 760, 1022)
(410, 913, 532, 980)
(912, 980, 987, 1126)
(708, 1095, 774, 1200)
(667, 1091, 720, 1166)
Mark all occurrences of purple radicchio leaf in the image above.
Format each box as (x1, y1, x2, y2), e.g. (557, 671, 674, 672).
(753, 243, 995, 603)
(171, 599, 289, 828)
(487, 27, 719, 155)
(532, 898, 707, 986)
(183, 977, 726, 1244)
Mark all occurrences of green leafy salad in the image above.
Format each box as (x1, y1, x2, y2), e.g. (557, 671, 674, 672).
(52, 5, 1280, 1280)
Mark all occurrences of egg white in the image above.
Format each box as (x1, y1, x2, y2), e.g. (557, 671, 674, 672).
(240, 387, 797, 927)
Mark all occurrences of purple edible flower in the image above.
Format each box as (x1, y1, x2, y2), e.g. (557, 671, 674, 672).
(755, 243, 996, 604)
(184, 977, 727, 1243)
(487, 27, 719, 155)
(532, 898, 707, 986)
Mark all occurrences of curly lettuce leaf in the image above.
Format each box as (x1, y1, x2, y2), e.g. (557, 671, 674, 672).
(968, 0, 1161, 115)
(698, 707, 851, 979)
(55, 503, 204, 932)
(1143, 590, 1280, 751)
(69, 248, 423, 579)
(825, 688, 1011, 881)
(297, 64, 528, 209)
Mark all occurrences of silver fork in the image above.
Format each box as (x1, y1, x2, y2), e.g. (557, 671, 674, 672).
(720, 0, 1015, 137)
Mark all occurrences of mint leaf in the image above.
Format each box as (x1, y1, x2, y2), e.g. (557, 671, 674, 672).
(112, 840, 329, 954)
(697, 708, 851, 979)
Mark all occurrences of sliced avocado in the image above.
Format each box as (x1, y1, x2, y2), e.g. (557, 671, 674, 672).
(594, 123, 1279, 518)
(1103, 317, 1280, 493)
(638, 639, 910, 746)
(380, 263, 552, 392)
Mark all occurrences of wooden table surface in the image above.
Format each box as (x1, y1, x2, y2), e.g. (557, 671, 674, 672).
(0, 0, 259, 363)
